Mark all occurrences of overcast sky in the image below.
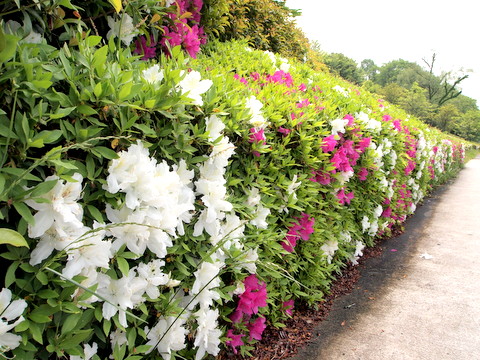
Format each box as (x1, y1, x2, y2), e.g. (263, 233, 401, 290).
(285, 0, 480, 104)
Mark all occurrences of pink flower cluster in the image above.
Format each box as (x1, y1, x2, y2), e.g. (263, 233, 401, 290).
(281, 213, 315, 253)
(311, 117, 371, 186)
(249, 128, 267, 157)
(161, 0, 206, 58)
(336, 187, 354, 205)
(227, 275, 268, 353)
(133, 36, 157, 60)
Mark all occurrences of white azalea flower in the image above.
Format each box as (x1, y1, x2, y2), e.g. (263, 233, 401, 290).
(245, 96, 269, 129)
(239, 248, 258, 274)
(205, 115, 225, 142)
(142, 64, 164, 84)
(361, 216, 371, 233)
(250, 205, 270, 229)
(333, 85, 348, 96)
(96, 271, 147, 328)
(62, 224, 111, 279)
(70, 342, 97, 360)
(0, 288, 27, 350)
(374, 205, 383, 218)
(330, 118, 348, 135)
(178, 70, 213, 106)
(368, 220, 379, 236)
(320, 240, 338, 264)
(189, 261, 223, 310)
(145, 315, 188, 359)
(107, 14, 137, 46)
(26, 173, 84, 239)
(193, 308, 222, 360)
(110, 328, 127, 351)
(246, 187, 261, 207)
(136, 260, 170, 299)
(349, 241, 365, 265)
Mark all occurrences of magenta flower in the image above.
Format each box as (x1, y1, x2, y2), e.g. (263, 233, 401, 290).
(382, 207, 392, 218)
(249, 128, 266, 143)
(382, 114, 392, 122)
(298, 83, 307, 91)
(233, 275, 268, 320)
(356, 137, 371, 153)
(343, 114, 355, 126)
(358, 167, 368, 181)
(336, 188, 354, 205)
(226, 330, 245, 354)
(234, 74, 248, 85)
(281, 213, 315, 252)
(247, 316, 267, 341)
(310, 169, 333, 185)
(404, 160, 416, 175)
(282, 300, 295, 316)
(296, 99, 311, 108)
(278, 127, 291, 136)
(393, 119, 402, 131)
(133, 36, 157, 60)
(321, 135, 337, 153)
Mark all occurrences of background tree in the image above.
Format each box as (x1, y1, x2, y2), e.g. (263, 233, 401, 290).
(323, 52, 364, 85)
(361, 59, 378, 81)
(399, 82, 434, 123)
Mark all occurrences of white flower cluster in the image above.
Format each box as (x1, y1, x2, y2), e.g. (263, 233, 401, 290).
(361, 204, 383, 236)
(333, 85, 349, 97)
(330, 118, 348, 135)
(320, 239, 338, 264)
(107, 14, 137, 46)
(178, 70, 213, 106)
(0, 288, 27, 350)
(356, 111, 382, 133)
(245, 95, 269, 129)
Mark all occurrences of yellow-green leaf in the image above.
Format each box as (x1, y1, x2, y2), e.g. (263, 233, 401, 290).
(108, 0, 122, 13)
(0, 228, 29, 248)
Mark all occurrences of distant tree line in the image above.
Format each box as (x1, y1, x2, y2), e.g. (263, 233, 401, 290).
(322, 52, 479, 142)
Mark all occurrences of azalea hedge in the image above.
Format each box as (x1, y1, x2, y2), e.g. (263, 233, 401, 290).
(0, 2, 471, 360)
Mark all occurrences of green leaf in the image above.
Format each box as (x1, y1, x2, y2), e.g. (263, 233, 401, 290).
(37, 289, 59, 299)
(0, 228, 29, 248)
(12, 202, 35, 224)
(29, 180, 57, 198)
(77, 104, 98, 116)
(5, 261, 20, 287)
(91, 146, 119, 159)
(86, 35, 103, 47)
(61, 312, 83, 335)
(86, 205, 104, 223)
(29, 322, 44, 344)
(49, 159, 79, 170)
(29, 312, 52, 323)
(93, 46, 108, 77)
(15, 319, 30, 332)
(118, 82, 133, 102)
(31, 80, 53, 89)
(133, 123, 156, 137)
(36, 271, 49, 285)
(59, 329, 93, 349)
(117, 257, 129, 276)
(0, 33, 19, 64)
(94, 82, 103, 98)
(50, 107, 76, 120)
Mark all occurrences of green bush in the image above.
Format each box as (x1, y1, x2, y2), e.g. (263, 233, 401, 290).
(0, 8, 470, 360)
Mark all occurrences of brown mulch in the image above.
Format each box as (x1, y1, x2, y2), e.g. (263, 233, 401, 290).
(218, 229, 400, 360)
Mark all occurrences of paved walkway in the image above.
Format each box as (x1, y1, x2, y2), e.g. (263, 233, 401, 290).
(291, 157, 480, 360)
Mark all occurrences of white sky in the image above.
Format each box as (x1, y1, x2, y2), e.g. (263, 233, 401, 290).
(285, 0, 480, 105)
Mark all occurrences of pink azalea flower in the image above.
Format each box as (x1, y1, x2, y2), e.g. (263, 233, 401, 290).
(133, 36, 157, 60)
(336, 188, 354, 205)
(382, 207, 392, 218)
(382, 114, 392, 122)
(278, 127, 291, 136)
(322, 135, 337, 153)
(298, 83, 307, 91)
(358, 167, 368, 181)
(343, 114, 355, 126)
(226, 329, 245, 354)
(356, 137, 371, 153)
(404, 160, 416, 175)
(282, 300, 295, 316)
(296, 99, 311, 108)
(310, 169, 333, 185)
(234, 74, 248, 85)
(235, 275, 268, 317)
(247, 316, 267, 341)
(393, 119, 402, 131)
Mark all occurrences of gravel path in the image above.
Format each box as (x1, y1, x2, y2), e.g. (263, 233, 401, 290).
(290, 157, 480, 360)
